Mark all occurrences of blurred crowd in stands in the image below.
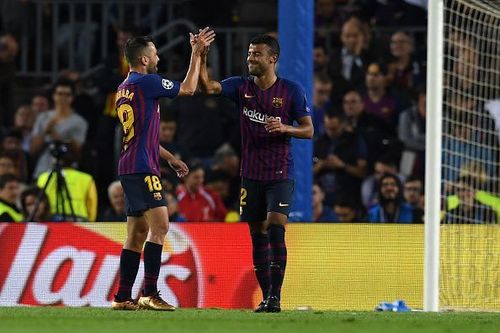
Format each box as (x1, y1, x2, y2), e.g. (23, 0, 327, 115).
(0, 0, 498, 223)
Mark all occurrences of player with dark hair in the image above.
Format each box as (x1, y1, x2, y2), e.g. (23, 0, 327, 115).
(112, 28, 215, 311)
(198, 33, 314, 312)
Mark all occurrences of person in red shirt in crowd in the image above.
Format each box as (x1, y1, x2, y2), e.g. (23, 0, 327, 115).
(176, 163, 226, 221)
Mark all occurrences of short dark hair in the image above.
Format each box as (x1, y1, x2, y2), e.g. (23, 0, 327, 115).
(124, 36, 154, 67)
(20, 186, 50, 214)
(53, 78, 75, 95)
(249, 34, 280, 59)
(0, 173, 18, 189)
(325, 109, 346, 122)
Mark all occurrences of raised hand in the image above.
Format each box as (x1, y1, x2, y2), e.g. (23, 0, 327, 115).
(190, 26, 216, 55)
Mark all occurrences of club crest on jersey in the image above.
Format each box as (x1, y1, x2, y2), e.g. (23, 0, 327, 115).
(153, 192, 163, 201)
(272, 97, 283, 108)
(162, 79, 174, 90)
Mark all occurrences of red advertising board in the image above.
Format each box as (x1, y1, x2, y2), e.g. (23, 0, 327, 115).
(0, 223, 256, 308)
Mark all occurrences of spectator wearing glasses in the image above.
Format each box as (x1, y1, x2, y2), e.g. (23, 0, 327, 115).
(403, 175, 424, 210)
(30, 78, 88, 178)
(368, 173, 423, 223)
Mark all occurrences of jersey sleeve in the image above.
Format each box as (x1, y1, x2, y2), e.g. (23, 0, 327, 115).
(141, 74, 181, 99)
(290, 84, 312, 121)
(220, 76, 245, 102)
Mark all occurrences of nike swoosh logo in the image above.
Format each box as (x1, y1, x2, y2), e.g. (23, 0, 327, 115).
(278, 203, 289, 207)
(244, 93, 255, 98)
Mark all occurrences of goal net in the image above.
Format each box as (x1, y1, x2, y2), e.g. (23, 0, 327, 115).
(440, 0, 500, 311)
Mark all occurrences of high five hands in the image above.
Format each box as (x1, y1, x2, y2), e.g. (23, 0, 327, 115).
(190, 27, 216, 55)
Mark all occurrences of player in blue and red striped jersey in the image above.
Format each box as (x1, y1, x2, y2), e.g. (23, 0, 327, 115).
(199, 34, 314, 312)
(112, 28, 215, 311)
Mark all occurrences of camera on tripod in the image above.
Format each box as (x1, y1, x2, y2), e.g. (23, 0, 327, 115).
(49, 140, 69, 160)
(28, 140, 76, 222)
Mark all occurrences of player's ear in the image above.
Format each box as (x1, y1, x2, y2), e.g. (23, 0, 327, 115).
(139, 55, 148, 66)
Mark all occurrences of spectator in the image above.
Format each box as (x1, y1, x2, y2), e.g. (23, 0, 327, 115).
(100, 180, 126, 222)
(36, 145, 97, 222)
(403, 175, 424, 210)
(398, 86, 426, 177)
(314, 110, 367, 205)
(328, 17, 375, 95)
(30, 78, 88, 178)
(312, 73, 334, 138)
(361, 154, 404, 209)
(159, 113, 189, 161)
(205, 169, 232, 209)
(58, 69, 99, 143)
(0, 152, 16, 177)
(446, 163, 500, 223)
(313, 42, 330, 75)
(31, 92, 50, 114)
(210, 143, 240, 210)
(312, 183, 336, 222)
(343, 89, 400, 168)
(315, 0, 344, 36)
(13, 105, 37, 154)
(444, 176, 497, 224)
(1, 129, 29, 183)
(0, 174, 22, 222)
(442, 97, 496, 184)
(333, 196, 363, 223)
(159, 113, 190, 192)
(387, 31, 425, 93)
(20, 186, 53, 222)
(177, 163, 227, 222)
(368, 173, 423, 223)
(363, 61, 405, 131)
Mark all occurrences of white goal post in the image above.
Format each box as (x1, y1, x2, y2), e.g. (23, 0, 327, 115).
(426, 0, 500, 312)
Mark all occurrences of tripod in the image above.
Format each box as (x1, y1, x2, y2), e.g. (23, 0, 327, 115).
(29, 156, 77, 222)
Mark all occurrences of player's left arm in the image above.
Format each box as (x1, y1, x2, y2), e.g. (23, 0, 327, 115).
(160, 145, 189, 178)
(265, 115, 313, 139)
(265, 84, 314, 138)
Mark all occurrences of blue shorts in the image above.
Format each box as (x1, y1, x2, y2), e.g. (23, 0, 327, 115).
(240, 178, 294, 222)
(119, 173, 166, 217)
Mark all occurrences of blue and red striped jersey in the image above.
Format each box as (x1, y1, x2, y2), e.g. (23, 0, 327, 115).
(116, 71, 180, 176)
(220, 76, 311, 181)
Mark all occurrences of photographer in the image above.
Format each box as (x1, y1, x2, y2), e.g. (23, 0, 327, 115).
(30, 78, 88, 179)
(36, 142, 97, 222)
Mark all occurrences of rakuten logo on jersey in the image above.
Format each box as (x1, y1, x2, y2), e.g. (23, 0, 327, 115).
(0, 223, 202, 307)
(243, 107, 281, 124)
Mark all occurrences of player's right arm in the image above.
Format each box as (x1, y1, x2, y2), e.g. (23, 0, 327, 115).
(199, 50, 222, 95)
(178, 27, 216, 96)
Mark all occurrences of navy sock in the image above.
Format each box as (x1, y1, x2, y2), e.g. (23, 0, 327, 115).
(251, 232, 270, 300)
(143, 241, 163, 296)
(116, 249, 141, 301)
(269, 224, 287, 300)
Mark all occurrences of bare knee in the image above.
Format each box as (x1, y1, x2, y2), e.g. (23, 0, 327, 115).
(125, 228, 148, 251)
(149, 220, 169, 238)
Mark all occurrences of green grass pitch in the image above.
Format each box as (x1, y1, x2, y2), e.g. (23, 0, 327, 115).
(0, 307, 499, 333)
